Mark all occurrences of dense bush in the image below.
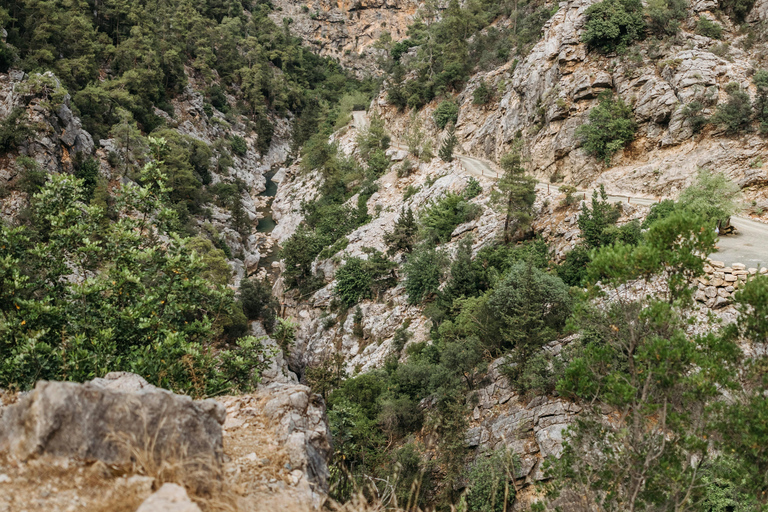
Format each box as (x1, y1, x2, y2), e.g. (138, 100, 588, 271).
(403, 243, 449, 304)
(696, 16, 723, 39)
(645, 0, 686, 36)
(472, 80, 494, 105)
(419, 192, 482, 244)
(384, 206, 418, 255)
(434, 101, 459, 130)
(465, 448, 518, 512)
(682, 100, 708, 133)
(16, 156, 47, 196)
(239, 278, 278, 331)
(0, 108, 33, 154)
(0, 171, 270, 396)
(230, 135, 247, 156)
(334, 250, 397, 307)
(711, 82, 752, 135)
(753, 69, 768, 134)
(582, 0, 645, 53)
(721, 0, 756, 22)
(576, 92, 637, 164)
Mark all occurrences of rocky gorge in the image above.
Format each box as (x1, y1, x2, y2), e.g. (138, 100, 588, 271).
(1, 0, 768, 509)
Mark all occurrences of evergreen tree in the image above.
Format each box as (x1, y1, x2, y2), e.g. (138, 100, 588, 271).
(384, 206, 418, 255)
(490, 144, 537, 244)
(439, 123, 458, 162)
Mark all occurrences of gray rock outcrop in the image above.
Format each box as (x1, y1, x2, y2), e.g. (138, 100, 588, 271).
(0, 372, 225, 468)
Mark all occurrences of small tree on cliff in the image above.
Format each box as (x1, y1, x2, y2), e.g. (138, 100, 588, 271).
(490, 144, 537, 244)
(439, 123, 458, 162)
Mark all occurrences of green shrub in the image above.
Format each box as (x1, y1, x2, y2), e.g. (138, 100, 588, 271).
(433, 101, 459, 130)
(465, 448, 518, 512)
(419, 192, 482, 244)
(645, 0, 686, 36)
(576, 92, 637, 164)
(696, 16, 723, 39)
(230, 135, 248, 156)
(403, 243, 449, 304)
(0, 108, 34, 154)
(711, 83, 752, 135)
(557, 244, 592, 287)
(403, 184, 420, 200)
(273, 317, 298, 353)
(682, 101, 708, 134)
(472, 80, 494, 105)
(721, 0, 756, 22)
(677, 168, 741, 225)
(16, 156, 47, 196)
(335, 250, 397, 307)
(582, 0, 645, 53)
(753, 69, 768, 133)
(384, 206, 418, 255)
(239, 278, 278, 331)
(463, 177, 482, 199)
(642, 199, 677, 228)
(577, 185, 622, 249)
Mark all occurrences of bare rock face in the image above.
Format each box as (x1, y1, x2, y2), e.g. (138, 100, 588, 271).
(135, 483, 202, 512)
(0, 372, 226, 468)
(268, 0, 419, 76)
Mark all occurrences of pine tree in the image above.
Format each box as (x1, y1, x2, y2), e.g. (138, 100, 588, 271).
(490, 143, 537, 243)
(384, 206, 418, 255)
(439, 123, 457, 162)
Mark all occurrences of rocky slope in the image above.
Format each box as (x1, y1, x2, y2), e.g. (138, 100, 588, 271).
(269, 0, 420, 76)
(375, 0, 768, 214)
(0, 372, 331, 512)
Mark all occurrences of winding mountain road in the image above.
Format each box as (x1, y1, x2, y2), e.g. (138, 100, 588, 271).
(352, 111, 768, 267)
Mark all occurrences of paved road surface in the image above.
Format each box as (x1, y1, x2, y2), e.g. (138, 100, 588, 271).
(351, 111, 768, 267)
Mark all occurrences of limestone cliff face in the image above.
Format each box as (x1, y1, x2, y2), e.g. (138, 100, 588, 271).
(375, 0, 768, 213)
(269, 0, 419, 76)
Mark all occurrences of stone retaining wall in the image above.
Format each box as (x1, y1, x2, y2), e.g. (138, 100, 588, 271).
(694, 260, 768, 309)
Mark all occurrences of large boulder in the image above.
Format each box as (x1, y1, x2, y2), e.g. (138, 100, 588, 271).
(0, 372, 226, 470)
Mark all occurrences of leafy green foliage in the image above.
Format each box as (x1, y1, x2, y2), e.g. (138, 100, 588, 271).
(696, 16, 724, 39)
(334, 249, 397, 307)
(229, 135, 247, 156)
(16, 156, 47, 196)
(384, 206, 418, 255)
(472, 80, 494, 105)
(463, 177, 482, 200)
(434, 101, 459, 130)
(238, 278, 278, 331)
(753, 69, 768, 134)
(721, 0, 756, 23)
(645, 0, 686, 36)
(577, 185, 622, 249)
(711, 82, 752, 135)
(403, 243, 449, 304)
(419, 192, 481, 244)
(384, 0, 553, 110)
(576, 92, 637, 164)
(465, 448, 518, 512)
(490, 145, 537, 243)
(0, 165, 270, 396)
(677, 168, 741, 225)
(0, 108, 34, 154)
(282, 152, 375, 293)
(682, 100, 708, 134)
(582, 0, 645, 53)
(439, 123, 458, 162)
